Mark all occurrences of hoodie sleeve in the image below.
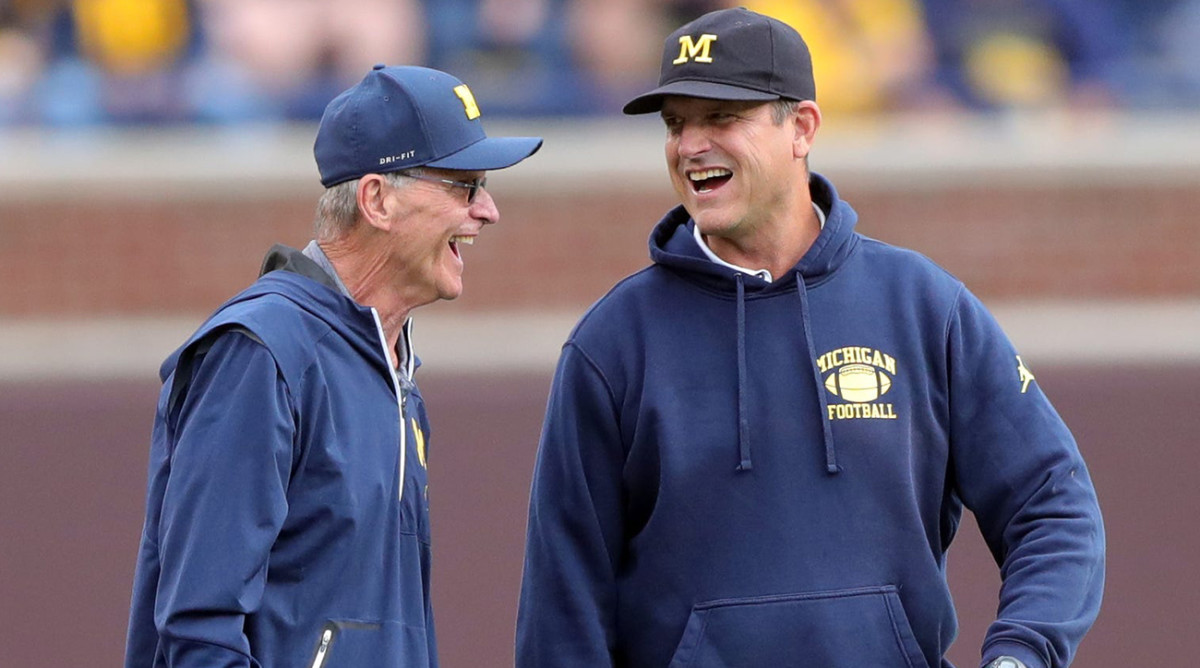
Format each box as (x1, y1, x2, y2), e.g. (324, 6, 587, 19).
(154, 331, 294, 667)
(517, 342, 626, 666)
(946, 289, 1105, 668)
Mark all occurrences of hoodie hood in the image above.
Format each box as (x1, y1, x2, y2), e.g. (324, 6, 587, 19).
(646, 173, 858, 474)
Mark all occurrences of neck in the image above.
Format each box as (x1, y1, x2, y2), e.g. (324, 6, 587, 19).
(706, 200, 821, 278)
(320, 235, 418, 367)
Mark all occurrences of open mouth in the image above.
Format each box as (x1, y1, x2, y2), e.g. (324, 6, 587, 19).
(449, 235, 475, 258)
(689, 168, 733, 194)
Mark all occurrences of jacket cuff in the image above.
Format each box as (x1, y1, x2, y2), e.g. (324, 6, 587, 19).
(980, 642, 1047, 668)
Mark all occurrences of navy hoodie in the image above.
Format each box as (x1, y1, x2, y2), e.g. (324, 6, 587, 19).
(517, 175, 1104, 668)
(125, 246, 437, 668)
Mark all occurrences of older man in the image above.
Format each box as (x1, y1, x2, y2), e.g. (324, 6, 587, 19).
(125, 65, 540, 668)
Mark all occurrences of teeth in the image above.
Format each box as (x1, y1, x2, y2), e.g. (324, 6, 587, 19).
(449, 236, 475, 245)
(689, 168, 732, 181)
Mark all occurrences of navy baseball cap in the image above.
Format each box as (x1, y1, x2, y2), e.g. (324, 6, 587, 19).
(315, 65, 543, 187)
(623, 7, 816, 115)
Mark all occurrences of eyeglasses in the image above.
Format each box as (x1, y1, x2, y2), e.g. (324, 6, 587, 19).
(402, 172, 487, 205)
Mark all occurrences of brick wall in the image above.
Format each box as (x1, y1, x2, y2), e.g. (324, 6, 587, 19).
(3, 180, 1197, 317)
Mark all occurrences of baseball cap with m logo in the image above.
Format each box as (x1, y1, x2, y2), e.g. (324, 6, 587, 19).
(623, 7, 816, 115)
(315, 65, 542, 187)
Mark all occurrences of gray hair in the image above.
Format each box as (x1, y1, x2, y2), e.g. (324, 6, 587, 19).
(771, 98, 802, 125)
(769, 99, 811, 175)
(313, 170, 420, 240)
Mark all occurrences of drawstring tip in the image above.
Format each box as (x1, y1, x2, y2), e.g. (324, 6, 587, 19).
(825, 462, 841, 475)
(737, 460, 753, 472)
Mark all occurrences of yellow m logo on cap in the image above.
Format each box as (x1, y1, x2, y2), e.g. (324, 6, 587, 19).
(674, 34, 717, 65)
(454, 84, 480, 120)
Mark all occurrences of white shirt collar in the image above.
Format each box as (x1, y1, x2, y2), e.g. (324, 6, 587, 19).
(691, 203, 826, 284)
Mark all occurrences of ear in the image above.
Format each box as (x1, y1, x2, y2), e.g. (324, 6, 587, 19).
(792, 101, 822, 160)
(356, 174, 394, 233)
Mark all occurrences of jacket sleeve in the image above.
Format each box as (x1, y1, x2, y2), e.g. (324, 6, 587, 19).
(517, 342, 626, 667)
(154, 331, 295, 667)
(946, 289, 1105, 668)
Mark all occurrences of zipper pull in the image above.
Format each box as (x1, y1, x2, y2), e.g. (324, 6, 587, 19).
(310, 628, 333, 668)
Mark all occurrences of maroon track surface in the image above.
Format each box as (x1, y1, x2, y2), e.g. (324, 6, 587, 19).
(2, 365, 1197, 666)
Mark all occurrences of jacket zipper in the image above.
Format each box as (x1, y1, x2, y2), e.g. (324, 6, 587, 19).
(370, 309, 409, 501)
(307, 620, 383, 668)
(309, 627, 334, 668)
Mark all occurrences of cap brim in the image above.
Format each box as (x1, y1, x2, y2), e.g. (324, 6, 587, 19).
(425, 136, 543, 171)
(622, 80, 781, 115)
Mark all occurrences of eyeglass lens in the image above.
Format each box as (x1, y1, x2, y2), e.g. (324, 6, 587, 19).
(466, 177, 486, 204)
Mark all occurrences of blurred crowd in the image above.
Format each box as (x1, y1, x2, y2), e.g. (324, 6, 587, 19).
(1, 0, 1199, 126)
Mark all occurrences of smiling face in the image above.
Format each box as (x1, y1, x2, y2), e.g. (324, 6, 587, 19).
(384, 168, 498, 304)
(661, 96, 810, 248)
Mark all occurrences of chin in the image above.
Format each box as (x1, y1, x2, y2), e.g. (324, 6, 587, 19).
(437, 281, 464, 301)
(433, 265, 465, 300)
(691, 213, 735, 237)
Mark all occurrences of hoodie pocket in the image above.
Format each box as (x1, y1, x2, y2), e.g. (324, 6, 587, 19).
(667, 585, 929, 668)
(307, 619, 430, 668)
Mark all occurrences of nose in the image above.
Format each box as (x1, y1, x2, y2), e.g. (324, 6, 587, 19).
(471, 184, 499, 226)
(674, 122, 711, 159)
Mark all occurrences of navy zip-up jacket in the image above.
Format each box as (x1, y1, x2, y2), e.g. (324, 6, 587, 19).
(517, 175, 1104, 668)
(125, 246, 437, 668)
